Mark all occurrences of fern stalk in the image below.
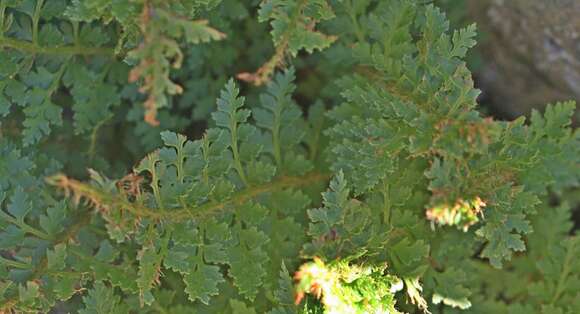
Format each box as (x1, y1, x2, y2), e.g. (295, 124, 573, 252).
(47, 171, 330, 222)
(0, 37, 115, 55)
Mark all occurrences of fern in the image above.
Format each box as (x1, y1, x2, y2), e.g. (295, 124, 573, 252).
(1, 0, 579, 313)
(238, 0, 336, 85)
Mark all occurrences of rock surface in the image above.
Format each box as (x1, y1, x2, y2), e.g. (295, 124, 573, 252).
(469, 0, 580, 121)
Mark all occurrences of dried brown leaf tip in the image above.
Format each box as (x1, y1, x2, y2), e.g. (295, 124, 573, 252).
(46, 174, 109, 213)
(128, 2, 224, 125)
(116, 173, 144, 199)
(238, 0, 336, 85)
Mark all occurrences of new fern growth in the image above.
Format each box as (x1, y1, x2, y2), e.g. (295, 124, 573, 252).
(1, 0, 579, 313)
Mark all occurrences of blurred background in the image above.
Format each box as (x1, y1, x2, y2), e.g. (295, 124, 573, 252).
(438, 0, 580, 124)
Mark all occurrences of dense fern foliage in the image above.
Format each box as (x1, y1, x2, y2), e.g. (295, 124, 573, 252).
(1, 0, 578, 313)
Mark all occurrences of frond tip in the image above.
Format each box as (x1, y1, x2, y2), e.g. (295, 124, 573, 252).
(46, 174, 110, 213)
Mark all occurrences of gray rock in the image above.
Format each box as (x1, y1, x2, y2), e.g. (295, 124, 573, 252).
(468, 0, 580, 121)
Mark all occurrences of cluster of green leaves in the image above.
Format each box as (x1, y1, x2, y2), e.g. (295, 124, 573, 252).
(0, 0, 268, 161)
(295, 256, 403, 313)
(1, 0, 579, 313)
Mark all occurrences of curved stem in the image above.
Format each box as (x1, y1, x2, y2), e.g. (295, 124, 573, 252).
(150, 168, 164, 211)
(86, 62, 114, 161)
(346, 0, 365, 42)
(550, 239, 575, 304)
(201, 135, 210, 186)
(72, 20, 80, 46)
(31, 0, 45, 45)
(382, 179, 391, 224)
(87, 114, 113, 162)
(0, 255, 31, 269)
(48, 171, 331, 222)
(0, 210, 52, 240)
(0, 37, 115, 55)
(47, 59, 69, 96)
(230, 119, 248, 186)
(272, 107, 282, 168)
(0, 0, 6, 39)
